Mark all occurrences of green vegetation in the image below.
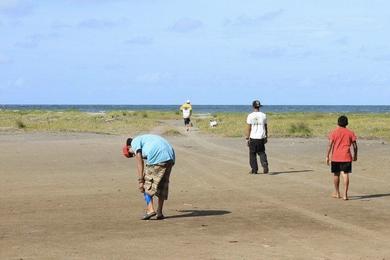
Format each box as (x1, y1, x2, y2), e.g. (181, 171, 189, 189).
(0, 110, 178, 135)
(162, 129, 182, 136)
(195, 112, 390, 141)
(1, 110, 390, 141)
(15, 119, 26, 129)
(288, 122, 312, 137)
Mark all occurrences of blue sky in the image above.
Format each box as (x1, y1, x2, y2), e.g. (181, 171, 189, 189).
(1, 0, 389, 105)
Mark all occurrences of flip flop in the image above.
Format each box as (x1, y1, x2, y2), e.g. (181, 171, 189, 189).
(141, 211, 156, 220)
(156, 214, 165, 220)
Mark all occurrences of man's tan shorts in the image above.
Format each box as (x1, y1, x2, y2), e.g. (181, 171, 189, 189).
(144, 161, 173, 200)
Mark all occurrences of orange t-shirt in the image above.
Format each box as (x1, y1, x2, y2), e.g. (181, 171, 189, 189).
(329, 127, 357, 162)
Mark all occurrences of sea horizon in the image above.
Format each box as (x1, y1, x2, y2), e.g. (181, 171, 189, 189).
(1, 104, 390, 114)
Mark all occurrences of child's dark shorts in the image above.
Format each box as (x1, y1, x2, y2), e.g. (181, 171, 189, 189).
(331, 162, 352, 174)
(184, 118, 191, 125)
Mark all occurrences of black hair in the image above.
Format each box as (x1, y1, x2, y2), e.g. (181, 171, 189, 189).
(337, 115, 348, 127)
(126, 138, 133, 146)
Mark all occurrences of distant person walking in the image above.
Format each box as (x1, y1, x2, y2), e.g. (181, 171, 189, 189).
(180, 100, 192, 131)
(123, 134, 175, 220)
(245, 100, 269, 174)
(326, 115, 358, 200)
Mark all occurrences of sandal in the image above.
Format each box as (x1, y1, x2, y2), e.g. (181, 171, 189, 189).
(141, 211, 156, 220)
(156, 214, 165, 220)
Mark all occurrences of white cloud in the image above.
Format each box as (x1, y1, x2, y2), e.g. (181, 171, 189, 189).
(125, 36, 153, 45)
(250, 47, 286, 59)
(7, 77, 25, 88)
(373, 54, 390, 62)
(224, 9, 284, 26)
(369, 74, 389, 85)
(14, 33, 59, 49)
(65, 0, 127, 3)
(78, 18, 117, 29)
(51, 21, 72, 30)
(334, 36, 349, 46)
(0, 53, 12, 64)
(0, 0, 20, 9)
(136, 72, 172, 84)
(170, 18, 203, 33)
(0, 0, 34, 17)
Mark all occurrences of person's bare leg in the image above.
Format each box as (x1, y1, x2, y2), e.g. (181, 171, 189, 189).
(157, 197, 164, 216)
(146, 198, 155, 213)
(333, 173, 341, 198)
(342, 172, 350, 200)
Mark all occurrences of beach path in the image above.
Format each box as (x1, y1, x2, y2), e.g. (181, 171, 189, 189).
(1, 121, 390, 259)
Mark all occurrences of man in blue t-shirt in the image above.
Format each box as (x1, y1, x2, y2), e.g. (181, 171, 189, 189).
(124, 134, 175, 220)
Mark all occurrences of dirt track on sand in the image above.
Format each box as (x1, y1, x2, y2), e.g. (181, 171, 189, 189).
(1, 121, 390, 259)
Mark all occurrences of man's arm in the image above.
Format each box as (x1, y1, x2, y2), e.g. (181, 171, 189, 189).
(352, 141, 358, 161)
(245, 124, 251, 146)
(326, 140, 334, 165)
(135, 152, 145, 192)
(264, 124, 268, 143)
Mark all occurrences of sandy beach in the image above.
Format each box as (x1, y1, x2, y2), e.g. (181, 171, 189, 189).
(1, 121, 390, 259)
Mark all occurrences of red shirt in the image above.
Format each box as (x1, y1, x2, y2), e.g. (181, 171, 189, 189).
(329, 127, 357, 162)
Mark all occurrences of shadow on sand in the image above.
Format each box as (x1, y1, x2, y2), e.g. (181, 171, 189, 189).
(349, 193, 390, 200)
(270, 170, 313, 175)
(164, 209, 231, 219)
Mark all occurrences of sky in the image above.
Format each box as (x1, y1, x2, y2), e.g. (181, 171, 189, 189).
(1, 0, 390, 105)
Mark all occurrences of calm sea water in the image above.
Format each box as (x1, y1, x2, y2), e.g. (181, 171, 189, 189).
(1, 105, 390, 114)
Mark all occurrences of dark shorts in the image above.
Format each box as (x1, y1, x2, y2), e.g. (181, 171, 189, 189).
(331, 162, 352, 174)
(184, 118, 191, 125)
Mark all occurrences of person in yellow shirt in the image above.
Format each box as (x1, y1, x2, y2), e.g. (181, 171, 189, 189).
(180, 100, 192, 131)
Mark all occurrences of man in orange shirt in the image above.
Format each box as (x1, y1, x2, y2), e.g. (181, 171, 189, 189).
(326, 115, 358, 200)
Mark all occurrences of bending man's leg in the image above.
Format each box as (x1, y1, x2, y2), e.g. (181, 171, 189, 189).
(145, 193, 155, 214)
(156, 164, 172, 217)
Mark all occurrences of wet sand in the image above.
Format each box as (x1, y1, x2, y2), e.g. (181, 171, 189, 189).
(1, 123, 390, 259)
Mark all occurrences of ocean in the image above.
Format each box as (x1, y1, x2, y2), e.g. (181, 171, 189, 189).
(1, 105, 390, 114)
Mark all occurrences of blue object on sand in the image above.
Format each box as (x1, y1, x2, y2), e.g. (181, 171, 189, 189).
(144, 193, 152, 205)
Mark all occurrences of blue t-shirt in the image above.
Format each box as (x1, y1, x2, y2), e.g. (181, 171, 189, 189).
(131, 134, 175, 165)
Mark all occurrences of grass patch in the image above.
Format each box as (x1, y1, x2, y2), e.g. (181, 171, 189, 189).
(15, 119, 26, 129)
(2, 110, 390, 141)
(162, 129, 182, 136)
(195, 112, 390, 141)
(288, 122, 312, 137)
(0, 110, 178, 135)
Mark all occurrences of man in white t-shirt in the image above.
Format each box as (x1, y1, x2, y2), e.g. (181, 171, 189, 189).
(245, 100, 269, 174)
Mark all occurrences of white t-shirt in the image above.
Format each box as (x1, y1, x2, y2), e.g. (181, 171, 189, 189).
(246, 111, 267, 139)
(182, 108, 191, 118)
